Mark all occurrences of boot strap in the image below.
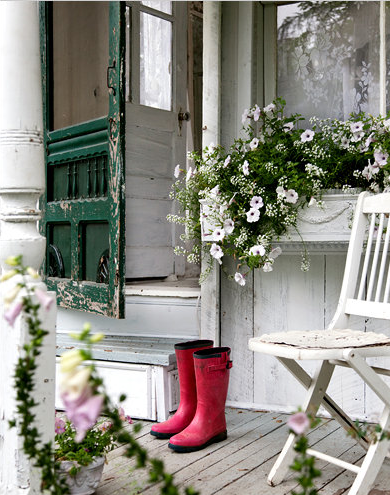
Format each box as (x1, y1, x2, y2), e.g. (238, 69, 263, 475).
(207, 360, 233, 372)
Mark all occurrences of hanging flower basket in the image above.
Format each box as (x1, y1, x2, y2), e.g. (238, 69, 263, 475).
(169, 98, 390, 285)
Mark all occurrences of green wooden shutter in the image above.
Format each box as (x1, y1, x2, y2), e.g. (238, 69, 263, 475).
(40, 2, 126, 318)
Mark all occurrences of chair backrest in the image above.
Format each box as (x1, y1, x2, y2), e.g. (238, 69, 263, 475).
(329, 191, 390, 329)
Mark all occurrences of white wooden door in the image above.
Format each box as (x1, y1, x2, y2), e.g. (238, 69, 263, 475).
(125, 1, 188, 279)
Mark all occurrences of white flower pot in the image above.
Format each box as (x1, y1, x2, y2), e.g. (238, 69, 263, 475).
(58, 456, 105, 495)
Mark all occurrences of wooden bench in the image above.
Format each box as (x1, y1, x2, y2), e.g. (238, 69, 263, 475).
(56, 333, 179, 421)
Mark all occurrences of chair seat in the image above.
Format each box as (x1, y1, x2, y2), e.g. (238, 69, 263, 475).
(249, 329, 390, 360)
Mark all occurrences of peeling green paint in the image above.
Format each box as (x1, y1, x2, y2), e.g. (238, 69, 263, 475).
(40, 2, 126, 318)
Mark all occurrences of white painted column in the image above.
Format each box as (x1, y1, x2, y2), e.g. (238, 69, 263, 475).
(201, 1, 221, 344)
(0, 2, 56, 493)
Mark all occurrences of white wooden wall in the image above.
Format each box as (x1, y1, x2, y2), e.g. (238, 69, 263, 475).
(222, 250, 390, 422)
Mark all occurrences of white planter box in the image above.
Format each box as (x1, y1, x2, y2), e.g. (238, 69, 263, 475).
(200, 192, 360, 250)
(286, 192, 358, 242)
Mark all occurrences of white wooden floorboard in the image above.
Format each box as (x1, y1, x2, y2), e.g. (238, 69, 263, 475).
(95, 408, 390, 495)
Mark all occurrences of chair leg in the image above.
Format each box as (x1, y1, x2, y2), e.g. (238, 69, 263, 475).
(268, 360, 335, 486)
(348, 406, 390, 495)
(343, 349, 390, 495)
(278, 357, 370, 451)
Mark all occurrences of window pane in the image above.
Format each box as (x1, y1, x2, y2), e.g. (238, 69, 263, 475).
(52, 2, 109, 130)
(140, 12, 172, 110)
(141, 1, 172, 15)
(277, 2, 380, 120)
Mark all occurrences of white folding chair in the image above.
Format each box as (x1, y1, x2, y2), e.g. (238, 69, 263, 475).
(249, 191, 390, 495)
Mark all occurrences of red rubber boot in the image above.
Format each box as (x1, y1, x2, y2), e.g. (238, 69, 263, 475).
(150, 340, 213, 439)
(168, 347, 232, 452)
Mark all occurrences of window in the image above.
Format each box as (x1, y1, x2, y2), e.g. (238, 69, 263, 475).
(277, 1, 389, 119)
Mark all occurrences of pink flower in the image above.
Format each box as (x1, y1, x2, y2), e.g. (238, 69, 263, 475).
(62, 386, 104, 442)
(35, 288, 54, 311)
(98, 420, 113, 432)
(55, 417, 66, 435)
(4, 301, 23, 327)
(118, 407, 133, 425)
(287, 412, 310, 435)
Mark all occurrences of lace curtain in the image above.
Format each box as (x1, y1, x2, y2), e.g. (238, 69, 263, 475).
(277, 1, 385, 120)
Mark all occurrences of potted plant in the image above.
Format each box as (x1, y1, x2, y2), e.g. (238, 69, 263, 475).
(168, 98, 390, 284)
(54, 416, 116, 495)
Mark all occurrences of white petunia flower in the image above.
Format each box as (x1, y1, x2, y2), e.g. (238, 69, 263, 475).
(351, 131, 364, 143)
(250, 195, 264, 209)
(249, 245, 266, 257)
(186, 167, 193, 181)
(224, 155, 231, 168)
(340, 137, 350, 149)
(242, 160, 250, 175)
(276, 186, 286, 198)
(174, 164, 181, 178)
(263, 103, 276, 113)
(253, 105, 261, 121)
(285, 189, 298, 204)
(234, 272, 246, 286)
(246, 208, 260, 223)
(210, 243, 224, 261)
(283, 122, 294, 132)
(223, 219, 234, 234)
(250, 138, 259, 151)
(374, 150, 388, 166)
(350, 121, 363, 133)
(301, 129, 314, 142)
(212, 228, 225, 242)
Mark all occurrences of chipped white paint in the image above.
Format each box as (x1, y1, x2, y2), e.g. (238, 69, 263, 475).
(0, 2, 56, 493)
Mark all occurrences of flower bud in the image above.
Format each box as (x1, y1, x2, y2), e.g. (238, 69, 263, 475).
(0, 269, 18, 282)
(90, 333, 105, 343)
(60, 349, 84, 373)
(5, 256, 20, 267)
(26, 267, 39, 279)
(4, 285, 21, 306)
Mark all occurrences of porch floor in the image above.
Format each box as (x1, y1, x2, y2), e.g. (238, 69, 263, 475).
(95, 408, 390, 495)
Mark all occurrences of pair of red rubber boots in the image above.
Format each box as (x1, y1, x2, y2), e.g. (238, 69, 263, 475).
(150, 340, 233, 453)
